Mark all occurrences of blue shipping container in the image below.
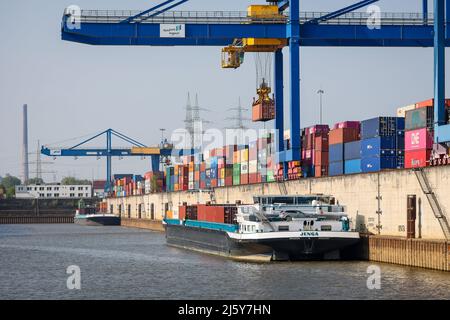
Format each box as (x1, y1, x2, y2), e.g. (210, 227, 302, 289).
(302, 164, 314, 178)
(361, 117, 400, 140)
(329, 161, 344, 176)
(344, 141, 361, 160)
(361, 156, 398, 172)
(396, 131, 405, 150)
(329, 144, 344, 162)
(345, 159, 362, 174)
(361, 136, 397, 158)
(396, 117, 405, 131)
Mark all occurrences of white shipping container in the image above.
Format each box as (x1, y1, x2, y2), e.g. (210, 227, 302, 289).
(240, 162, 249, 174)
(397, 104, 416, 117)
(249, 160, 258, 173)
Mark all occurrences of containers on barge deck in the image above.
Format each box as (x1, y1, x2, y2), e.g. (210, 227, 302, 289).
(178, 204, 238, 225)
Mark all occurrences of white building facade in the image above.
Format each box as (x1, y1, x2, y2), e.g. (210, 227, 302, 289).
(15, 184, 92, 199)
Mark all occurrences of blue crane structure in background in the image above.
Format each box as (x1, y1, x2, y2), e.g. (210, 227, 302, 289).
(41, 129, 177, 191)
(60, 0, 450, 177)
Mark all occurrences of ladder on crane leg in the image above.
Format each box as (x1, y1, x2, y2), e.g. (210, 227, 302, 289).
(414, 168, 450, 240)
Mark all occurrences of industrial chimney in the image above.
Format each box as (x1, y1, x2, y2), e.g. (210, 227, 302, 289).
(21, 104, 29, 184)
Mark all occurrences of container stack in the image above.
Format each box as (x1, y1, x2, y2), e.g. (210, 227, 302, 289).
(360, 117, 405, 172)
(308, 125, 330, 178)
(178, 204, 238, 224)
(249, 141, 259, 184)
(233, 148, 241, 185)
(144, 171, 164, 194)
(178, 165, 189, 191)
(404, 100, 438, 168)
(240, 147, 249, 185)
(328, 123, 360, 176)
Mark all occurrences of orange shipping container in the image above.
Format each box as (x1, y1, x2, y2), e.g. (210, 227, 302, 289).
(252, 103, 275, 122)
(416, 98, 450, 109)
(233, 151, 241, 164)
(329, 128, 359, 145)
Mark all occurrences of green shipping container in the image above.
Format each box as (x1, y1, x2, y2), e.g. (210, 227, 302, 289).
(233, 174, 241, 185)
(233, 163, 241, 176)
(266, 170, 275, 182)
(405, 107, 431, 131)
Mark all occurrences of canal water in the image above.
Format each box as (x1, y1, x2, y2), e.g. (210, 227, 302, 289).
(0, 224, 449, 300)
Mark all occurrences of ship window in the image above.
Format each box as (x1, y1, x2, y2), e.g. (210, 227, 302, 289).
(278, 225, 289, 231)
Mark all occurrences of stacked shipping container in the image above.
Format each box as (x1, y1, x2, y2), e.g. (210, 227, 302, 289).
(360, 117, 405, 172)
(329, 123, 360, 176)
(108, 98, 450, 199)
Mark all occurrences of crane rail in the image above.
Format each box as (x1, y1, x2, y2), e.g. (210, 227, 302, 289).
(72, 10, 436, 25)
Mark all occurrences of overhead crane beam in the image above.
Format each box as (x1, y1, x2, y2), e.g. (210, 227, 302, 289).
(61, 0, 450, 172)
(41, 129, 178, 192)
(304, 0, 379, 25)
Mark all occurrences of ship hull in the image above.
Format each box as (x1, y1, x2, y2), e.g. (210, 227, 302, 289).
(74, 214, 121, 226)
(165, 223, 360, 261)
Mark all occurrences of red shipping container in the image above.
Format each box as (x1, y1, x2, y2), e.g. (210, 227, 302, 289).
(179, 206, 186, 220)
(197, 205, 224, 223)
(225, 176, 233, 186)
(240, 174, 249, 184)
(210, 179, 218, 188)
(333, 121, 360, 130)
(416, 98, 450, 109)
(252, 102, 275, 122)
(304, 149, 313, 160)
(314, 165, 328, 177)
(248, 173, 258, 184)
(314, 135, 329, 151)
(307, 125, 329, 135)
(329, 128, 359, 145)
(405, 128, 434, 151)
(405, 149, 431, 168)
(314, 151, 329, 166)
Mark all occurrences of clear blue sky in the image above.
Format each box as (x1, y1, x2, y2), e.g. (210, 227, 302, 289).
(0, 0, 446, 181)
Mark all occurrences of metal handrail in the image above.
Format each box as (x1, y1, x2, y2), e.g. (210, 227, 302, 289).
(72, 10, 436, 25)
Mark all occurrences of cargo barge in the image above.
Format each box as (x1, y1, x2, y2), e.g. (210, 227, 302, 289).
(164, 195, 360, 261)
(74, 202, 121, 226)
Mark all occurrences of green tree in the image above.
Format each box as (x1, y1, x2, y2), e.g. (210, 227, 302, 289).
(61, 177, 91, 185)
(0, 174, 21, 198)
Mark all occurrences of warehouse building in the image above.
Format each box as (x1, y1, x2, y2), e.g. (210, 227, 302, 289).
(15, 184, 92, 199)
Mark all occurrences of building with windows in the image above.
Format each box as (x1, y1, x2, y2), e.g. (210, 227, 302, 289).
(15, 184, 92, 199)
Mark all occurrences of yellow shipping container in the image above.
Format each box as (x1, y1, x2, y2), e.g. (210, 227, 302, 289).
(166, 211, 173, 219)
(220, 168, 225, 179)
(240, 149, 249, 162)
(247, 5, 279, 18)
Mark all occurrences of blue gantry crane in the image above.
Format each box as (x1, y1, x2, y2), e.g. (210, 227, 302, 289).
(61, 0, 450, 177)
(41, 129, 177, 191)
